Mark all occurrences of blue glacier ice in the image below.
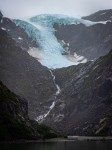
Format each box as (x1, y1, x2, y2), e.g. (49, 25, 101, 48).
(14, 14, 95, 69)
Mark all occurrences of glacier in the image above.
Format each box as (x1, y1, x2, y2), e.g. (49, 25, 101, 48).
(14, 14, 95, 69)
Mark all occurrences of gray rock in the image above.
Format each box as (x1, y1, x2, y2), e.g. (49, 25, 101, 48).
(44, 50, 112, 136)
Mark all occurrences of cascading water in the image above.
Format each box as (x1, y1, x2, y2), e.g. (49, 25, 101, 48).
(13, 14, 96, 121)
(36, 70, 61, 122)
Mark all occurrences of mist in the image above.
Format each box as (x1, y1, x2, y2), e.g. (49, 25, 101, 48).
(0, 0, 112, 19)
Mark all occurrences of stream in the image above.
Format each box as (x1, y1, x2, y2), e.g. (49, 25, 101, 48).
(36, 69, 61, 122)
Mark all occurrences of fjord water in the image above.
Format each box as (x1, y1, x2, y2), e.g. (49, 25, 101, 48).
(1, 141, 112, 150)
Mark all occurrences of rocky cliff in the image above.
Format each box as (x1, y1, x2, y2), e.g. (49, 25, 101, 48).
(0, 14, 56, 119)
(54, 9, 112, 60)
(44, 50, 112, 136)
(82, 9, 112, 21)
(0, 10, 112, 137)
(0, 81, 61, 141)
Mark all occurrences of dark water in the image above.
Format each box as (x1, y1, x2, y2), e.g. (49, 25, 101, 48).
(0, 141, 112, 150)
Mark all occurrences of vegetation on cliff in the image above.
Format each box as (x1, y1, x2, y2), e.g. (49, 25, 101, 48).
(0, 81, 61, 141)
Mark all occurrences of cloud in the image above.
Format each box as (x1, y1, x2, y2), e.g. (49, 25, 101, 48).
(0, 0, 112, 19)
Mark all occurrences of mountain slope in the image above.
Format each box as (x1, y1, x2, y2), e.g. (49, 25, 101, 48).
(0, 10, 112, 136)
(0, 15, 56, 119)
(14, 15, 96, 68)
(0, 81, 38, 140)
(44, 50, 112, 136)
(0, 81, 61, 141)
(0, 16, 37, 50)
(54, 21, 112, 60)
(82, 9, 112, 21)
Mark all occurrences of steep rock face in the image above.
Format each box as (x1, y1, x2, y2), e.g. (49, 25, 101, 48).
(0, 81, 39, 140)
(0, 11, 3, 18)
(1, 10, 112, 136)
(0, 16, 56, 119)
(0, 81, 28, 120)
(14, 15, 94, 69)
(44, 50, 112, 136)
(54, 10, 112, 60)
(82, 9, 112, 21)
(0, 15, 37, 50)
(0, 81, 61, 141)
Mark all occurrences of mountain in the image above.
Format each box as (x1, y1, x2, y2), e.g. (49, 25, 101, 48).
(0, 10, 112, 137)
(54, 10, 112, 61)
(0, 81, 61, 141)
(0, 11, 3, 18)
(14, 14, 95, 69)
(82, 9, 112, 21)
(44, 50, 112, 136)
(0, 15, 37, 50)
(0, 81, 39, 140)
(0, 14, 56, 120)
(13, 12, 112, 68)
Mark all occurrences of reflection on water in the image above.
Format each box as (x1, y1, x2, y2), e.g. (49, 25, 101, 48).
(1, 141, 112, 150)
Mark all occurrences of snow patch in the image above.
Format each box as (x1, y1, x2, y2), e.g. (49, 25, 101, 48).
(96, 75, 102, 80)
(18, 37, 23, 40)
(93, 65, 99, 70)
(100, 12, 106, 15)
(28, 47, 42, 60)
(61, 40, 66, 45)
(67, 43, 70, 46)
(1, 27, 6, 31)
(97, 20, 112, 24)
(1, 19, 3, 23)
(66, 52, 87, 63)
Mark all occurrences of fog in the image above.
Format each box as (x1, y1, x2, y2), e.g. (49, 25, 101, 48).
(0, 0, 112, 19)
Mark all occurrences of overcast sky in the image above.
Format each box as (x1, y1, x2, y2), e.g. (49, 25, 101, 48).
(0, 0, 112, 19)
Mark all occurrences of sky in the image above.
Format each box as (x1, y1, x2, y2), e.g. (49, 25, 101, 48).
(0, 0, 112, 19)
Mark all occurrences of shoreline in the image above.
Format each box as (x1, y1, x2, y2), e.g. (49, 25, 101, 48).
(0, 136, 112, 144)
(67, 136, 112, 141)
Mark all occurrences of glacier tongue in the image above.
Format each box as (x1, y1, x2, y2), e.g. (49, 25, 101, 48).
(27, 19, 77, 68)
(14, 14, 91, 69)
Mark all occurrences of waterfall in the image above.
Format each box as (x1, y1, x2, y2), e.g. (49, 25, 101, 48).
(49, 70, 61, 95)
(36, 69, 61, 122)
